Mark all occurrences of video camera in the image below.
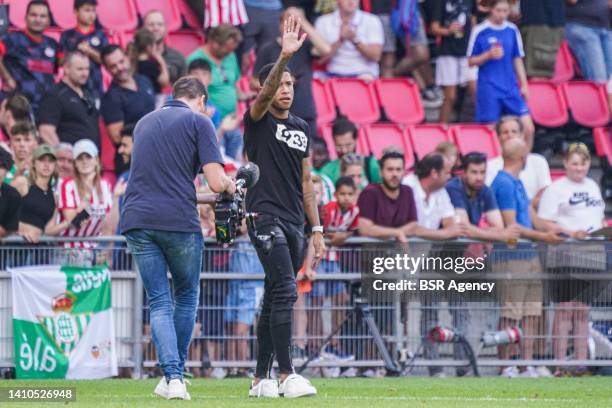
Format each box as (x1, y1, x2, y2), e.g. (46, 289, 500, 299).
(214, 162, 260, 246)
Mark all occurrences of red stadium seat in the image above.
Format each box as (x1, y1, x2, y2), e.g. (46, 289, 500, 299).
(167, 31, 203, 57)
(408, 124, 450, 159)
(364, 124, 414, 170)
(593, 127, 612, 161)
(374, 78, 424, 125)
(176, 0, 201, 29)
(527, 80, 568, 127)
(134, 0, 182, 32)
(99, 118, 116, 174)
(44, 27, 62, 43)
(7, 0, 28, 29)
(563, 81, 610, 128)
(97, 0, 138, 31)
(550, 169, 565, 181)
(329, 78, 380, 125)
(312, 79, 336, 125)
(47, 0, 76, 29)
(553, 41, 575, 83)
(451, 124, 500, 159)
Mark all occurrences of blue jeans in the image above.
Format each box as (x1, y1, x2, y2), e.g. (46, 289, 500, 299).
(565, 22, 612, 83)
(221, 128, 243, 160)
(125, 229, 203, 381)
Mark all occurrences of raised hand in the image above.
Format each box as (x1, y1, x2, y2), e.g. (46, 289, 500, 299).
(281, 14, 307, 58)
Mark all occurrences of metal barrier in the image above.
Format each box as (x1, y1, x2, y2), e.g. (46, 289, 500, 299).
(1, 236, 612, 377)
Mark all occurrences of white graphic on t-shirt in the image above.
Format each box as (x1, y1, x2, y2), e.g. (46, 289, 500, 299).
(275, 124, 307, 152)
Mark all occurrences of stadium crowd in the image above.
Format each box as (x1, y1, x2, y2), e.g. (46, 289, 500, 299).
(0, 0, 610, 380)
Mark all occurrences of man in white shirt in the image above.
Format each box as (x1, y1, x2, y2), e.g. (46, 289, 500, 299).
(485, 116, 551, 199)
(314, 0, 384, 79)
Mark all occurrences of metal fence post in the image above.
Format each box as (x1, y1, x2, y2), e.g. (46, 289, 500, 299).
(132, 260, 144, 379)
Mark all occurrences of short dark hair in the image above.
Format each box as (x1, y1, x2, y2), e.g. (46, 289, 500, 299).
(100, 44, 123, 64)
(332, 117, 357, 140)
(172, 76, 208, 101)
(207, 24, 242, 45)
(121, 124, 135, 138)
(3, 95, 31, 122)
(257, 63, 293, 86)
(335, 176, 356, 191)
(379, 149, 405, 168)
(188, 58, 212, 74)
(74, 0, 97, 9)
(461, 151, 487, 170)
(9, 121, 35, 138)
(0, 147, 14, 171)
(26, 0, 50, 16)
(414, 153, 444, 179)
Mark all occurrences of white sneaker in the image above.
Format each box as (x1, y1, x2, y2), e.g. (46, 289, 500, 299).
(501, 366, 520, 378)
(153, 377, 168, 398)
(249, 379, 280, 398)
(536, 366, 553, 377)
(210, 367, 227, 379)
(340, 367, 358, 378)
(278, 374, 317, 398)
(519, 366, 539, 378)
(167, 378, 191, 400)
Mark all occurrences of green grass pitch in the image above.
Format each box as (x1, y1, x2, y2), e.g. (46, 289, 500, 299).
(3, 377, 612, 407)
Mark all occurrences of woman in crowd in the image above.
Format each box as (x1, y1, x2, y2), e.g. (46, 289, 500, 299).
(340, 153, 366, 197)
(57, 139, 116, 266)
(537, 143, 606, 377)
(129, 28, 170, 99)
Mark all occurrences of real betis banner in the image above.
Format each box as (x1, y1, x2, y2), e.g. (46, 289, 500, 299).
(10, 265, 118, 379)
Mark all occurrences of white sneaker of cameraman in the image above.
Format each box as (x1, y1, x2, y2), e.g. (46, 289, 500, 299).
(278, 374, 317, 398)
(249, 379, 280, 398)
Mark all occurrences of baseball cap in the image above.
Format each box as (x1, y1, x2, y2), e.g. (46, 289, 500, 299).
(33, 144, 57, 161)
(73, 139, 99, 159)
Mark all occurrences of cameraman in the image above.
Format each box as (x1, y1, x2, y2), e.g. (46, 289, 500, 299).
(244, 15, 325, 398)
(121, 76, 235, 400)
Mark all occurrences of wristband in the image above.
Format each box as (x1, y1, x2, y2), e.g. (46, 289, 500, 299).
(312, 226, 324, 234)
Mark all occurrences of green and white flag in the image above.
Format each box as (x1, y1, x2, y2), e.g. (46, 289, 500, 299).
(11, 265, 118, 379)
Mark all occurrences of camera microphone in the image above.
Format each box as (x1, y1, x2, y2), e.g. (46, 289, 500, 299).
(236, 162, 260, 189)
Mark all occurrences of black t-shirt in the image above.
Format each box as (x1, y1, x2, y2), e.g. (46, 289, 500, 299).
(244, 110, 310, 225)
(431, 0, 476, 56)
(0, 183, 21, 233)
(363, 0, 394, 14)
(566, 0, 610, 29)
(520, 0, 565, 27)
(100, 74, 156, 126)
(254, 40, 317, 121)
(137, 59, 162, 94)
(37, 81, 100, 147)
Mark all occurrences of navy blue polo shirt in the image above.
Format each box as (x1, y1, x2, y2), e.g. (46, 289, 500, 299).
(120, 100, 223, 233)
(0, 31, 59, 110)
(100, 74, 155, 126)
(446, 176, 498, 225)
(60, 27, 109, 102)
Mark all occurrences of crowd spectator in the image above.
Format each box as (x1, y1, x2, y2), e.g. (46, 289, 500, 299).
(0, 0, 59, 111)
(37, 51, 100, 147)
(143, 10, 187, 84)
(360, 1, 395, 78)
(5, 122, 37, 185)
(319, 118, 381, 185)
(310, 138, 330, 171)
(59, 0, 109, 105)
(13, 145, 71, 244)
(309, 176, 358, 359)
(309, 141, 335, 205)
(434, 141, 460, 173)
(187, 59, 242, 159)
(485, 116, 551, 200)
(519, 0, 565, 79)
(0, 147, 21, 238)
(100, 45, 155, 173)
(0, 95, 30, 142)
(467, 0, 535, 149)
(315, 0, 384, 79)
(340, 153, 365, 194)
(490, 137, 563, 378)
(537, 142, 606, 377)
(357, 149, 417, 242)
(254, 7, 331, 139)
(113, 125, 134, 230)
(187, 25, 245, 159)
(55, 142, 74, 182)
(565, 0, 611, 83)
(430, 0, 478, 123)
(203, 0, 249, 29)
(57, 139, 115, 266)
(128, 29, 171, 97)
(241, 0, 283, 71)
(393, 0, 442, 107)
